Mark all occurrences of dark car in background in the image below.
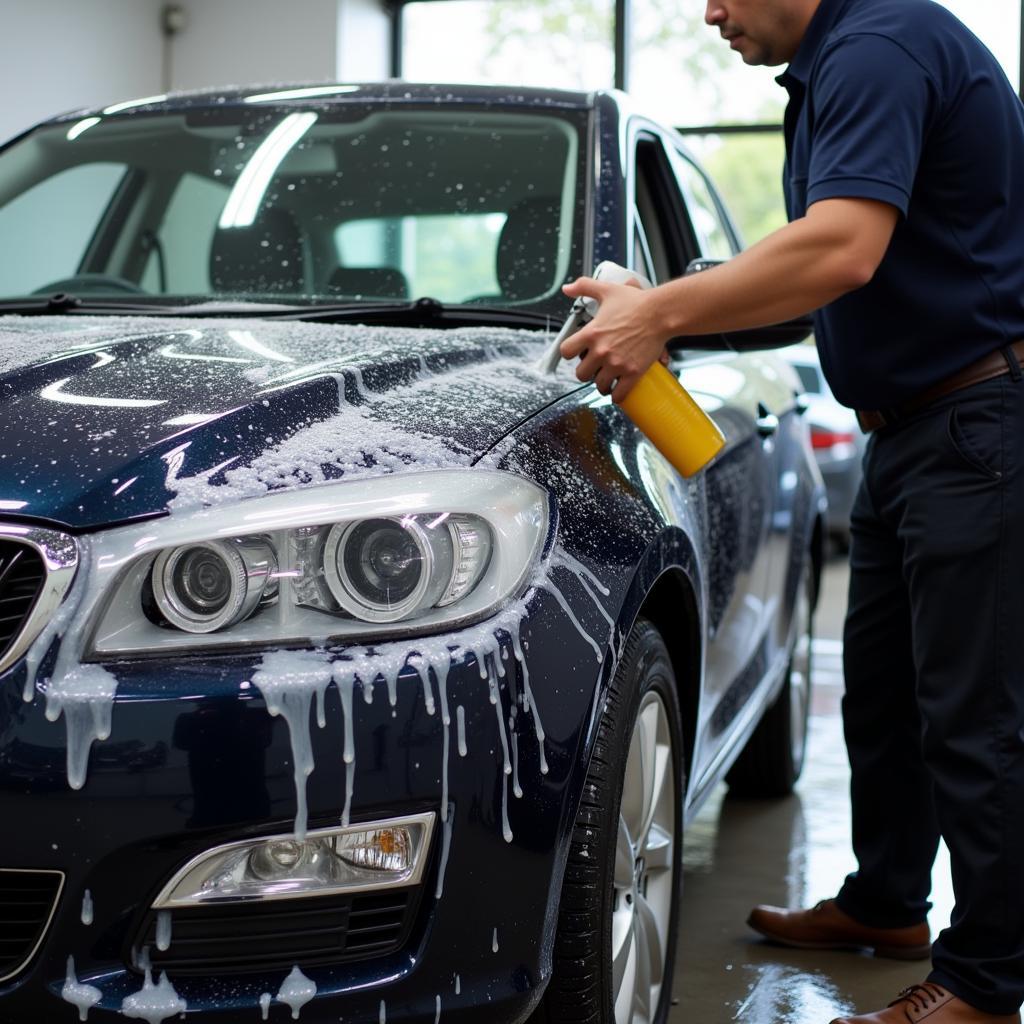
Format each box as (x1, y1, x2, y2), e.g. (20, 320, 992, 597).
(781, 343, 865, 550)
(0, 83, 823, 1024)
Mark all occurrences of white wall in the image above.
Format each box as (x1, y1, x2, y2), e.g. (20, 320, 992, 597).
(0, 0, 164, 144)
(0, 0, 394, 146)
(169, 0, 340, 94)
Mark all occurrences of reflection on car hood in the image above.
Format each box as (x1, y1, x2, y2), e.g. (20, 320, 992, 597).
(0, 315, 577, 529)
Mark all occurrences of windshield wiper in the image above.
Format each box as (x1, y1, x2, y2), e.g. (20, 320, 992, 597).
(0, 293, 184, 316)
(266, 297, 556, 331)
(0, 293, 559, 330)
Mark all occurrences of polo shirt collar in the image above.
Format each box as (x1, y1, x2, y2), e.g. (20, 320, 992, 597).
(777, 0, 853, 89)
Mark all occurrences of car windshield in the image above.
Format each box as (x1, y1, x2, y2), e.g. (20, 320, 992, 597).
(0, 100, 587, 316)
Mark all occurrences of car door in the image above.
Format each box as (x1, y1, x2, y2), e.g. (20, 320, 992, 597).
(626, 123, 780, 789)
(669, 147, 806, 674)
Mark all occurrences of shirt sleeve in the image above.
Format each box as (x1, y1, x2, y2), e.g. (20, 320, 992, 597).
(806, 33, 939, 214)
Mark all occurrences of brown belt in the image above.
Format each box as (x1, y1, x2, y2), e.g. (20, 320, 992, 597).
(856, 339, 1024, 435)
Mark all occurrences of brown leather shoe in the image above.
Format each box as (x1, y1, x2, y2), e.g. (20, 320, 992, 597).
(747, 899, 931, 960)
(830, 982, 1021, 1023)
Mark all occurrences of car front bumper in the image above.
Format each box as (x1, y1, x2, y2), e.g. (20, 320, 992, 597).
(0, 587, 606, 1023)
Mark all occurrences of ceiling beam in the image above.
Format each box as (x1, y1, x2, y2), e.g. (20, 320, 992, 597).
(614, 0, 631, 92)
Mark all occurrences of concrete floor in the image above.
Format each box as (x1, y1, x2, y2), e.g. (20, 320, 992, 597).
(670, 556, 955, 1023)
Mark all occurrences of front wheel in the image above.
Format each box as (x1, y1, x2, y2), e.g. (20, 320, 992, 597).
(539, 618, 685, 1024)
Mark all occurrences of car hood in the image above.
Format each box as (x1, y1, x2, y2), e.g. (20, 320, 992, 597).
(0, 315, 576, 529)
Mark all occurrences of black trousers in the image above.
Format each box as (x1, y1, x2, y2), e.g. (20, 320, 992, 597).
(834, 369, 1024, 1015)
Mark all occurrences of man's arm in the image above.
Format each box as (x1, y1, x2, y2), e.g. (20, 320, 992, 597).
(560, 196, 899, 402)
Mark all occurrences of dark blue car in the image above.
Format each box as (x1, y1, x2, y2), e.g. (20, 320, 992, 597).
(0, 83, 824, 1024)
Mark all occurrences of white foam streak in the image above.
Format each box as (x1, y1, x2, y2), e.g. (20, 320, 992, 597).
(455, 705, 467, 756)
(537, 579, 603, 660)
(551, 551, 611, 596)
(155, 910, 172, 952)
(252, 651, 332, 840)
(436, 660, 451, 823)
(120, 965, 187, 1023)
(80, 889, 93, 926)
(510, 718, 523, 799)
(62, 956, 101, 1021)
(490, 664, 512, 778)
(418, 655, 436, 715)
(276, 966, 316, 1019)
(435, 818, 453, 900)
(335, 666, 357, 827)
(44, 665, 118, 790)
(510, 627, 548, 776)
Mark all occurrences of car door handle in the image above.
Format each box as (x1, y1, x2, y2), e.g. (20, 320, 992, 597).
(756, 408, 779, 437)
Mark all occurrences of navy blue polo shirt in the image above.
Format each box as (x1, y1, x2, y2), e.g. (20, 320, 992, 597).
(778, 0, 1024, 409)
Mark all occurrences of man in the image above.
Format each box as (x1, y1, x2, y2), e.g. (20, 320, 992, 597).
(560, 0, 1024, 1021)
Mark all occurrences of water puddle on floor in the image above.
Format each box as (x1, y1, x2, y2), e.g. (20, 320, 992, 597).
(672, 657, 955, 1024)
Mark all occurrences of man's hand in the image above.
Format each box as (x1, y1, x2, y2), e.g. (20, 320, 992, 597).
(559, 278, 673, 403)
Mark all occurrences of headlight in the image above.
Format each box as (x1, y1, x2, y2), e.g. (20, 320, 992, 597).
(322, 514, 490, 622)
(85, 470, 547, 656)
(152, 538, 276, 632)
(152, 813, 434, 907)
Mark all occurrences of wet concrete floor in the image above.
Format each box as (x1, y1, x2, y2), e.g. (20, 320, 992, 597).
(670, 557, 955, 1023)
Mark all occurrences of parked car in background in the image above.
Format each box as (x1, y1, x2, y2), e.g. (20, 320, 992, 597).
(781, 342, 865, 550)
(0, 83, 823, 1024)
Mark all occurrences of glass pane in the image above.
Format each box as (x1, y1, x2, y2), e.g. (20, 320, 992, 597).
(0, 162, 126, 296)
(335, 212, 507, 302)
(630, 0, 786, 127)
(668, 150, 735, 259)
(684, 131, 788, 247)
(0, 107, 585, 315)
(935, 0, 1020, 92)
(148, 172, 231, 294)
(403, 0, 614, 91)
(793, 363, 822, 395)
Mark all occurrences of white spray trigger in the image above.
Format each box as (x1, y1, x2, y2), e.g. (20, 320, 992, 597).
(536, 262, 654, 374)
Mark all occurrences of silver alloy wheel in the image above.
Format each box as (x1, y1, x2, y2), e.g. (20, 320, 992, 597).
(612, 690, 676, 1024)
(789, 565, 813, 772)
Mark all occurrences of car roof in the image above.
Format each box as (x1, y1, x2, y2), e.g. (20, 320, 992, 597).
(46, 81, 605, 127)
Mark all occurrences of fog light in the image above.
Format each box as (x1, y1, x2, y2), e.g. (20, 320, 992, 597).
(248, 839, 310, 879)
(151, 813, 434, 908)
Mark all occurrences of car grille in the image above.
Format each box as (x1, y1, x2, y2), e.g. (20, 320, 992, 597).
(0, 870, 65, 983)
(0, 540, 45, 663)
(137, 890, 418, 975)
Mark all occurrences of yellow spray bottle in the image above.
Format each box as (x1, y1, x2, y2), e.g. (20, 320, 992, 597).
(539, 261, 725, 478)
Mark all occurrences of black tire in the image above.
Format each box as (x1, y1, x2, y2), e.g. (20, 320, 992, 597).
(727, 561, 815, 798)
(537, 618, 685, 1024)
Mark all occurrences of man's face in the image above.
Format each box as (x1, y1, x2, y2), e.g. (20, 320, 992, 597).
(704, 0, 818, 67)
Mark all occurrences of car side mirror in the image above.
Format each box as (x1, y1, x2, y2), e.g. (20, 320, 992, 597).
(668, 258, 814, 352)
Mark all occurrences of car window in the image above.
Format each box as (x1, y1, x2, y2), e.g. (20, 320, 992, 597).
(631, 132, 696, 284)
(334, 212, 506, 302)
(0, 162, 126, 296)
(631, 219, 657, 284)
(668, 149, 735, 259)
(142, 172, 231, 294)
(792, 362, 822, 394)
